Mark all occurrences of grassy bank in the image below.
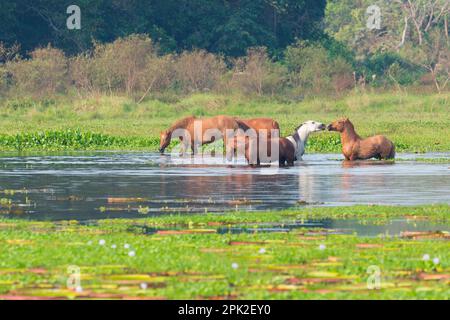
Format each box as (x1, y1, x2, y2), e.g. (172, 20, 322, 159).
(0, 92, 449, 152)
(0, 205, 449, 299)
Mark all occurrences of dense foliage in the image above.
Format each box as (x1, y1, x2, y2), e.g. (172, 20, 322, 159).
(0, 0, 326, 57)
(0, 1, 448, 98)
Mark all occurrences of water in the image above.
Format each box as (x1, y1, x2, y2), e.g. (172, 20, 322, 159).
(0, 152, 449, 223)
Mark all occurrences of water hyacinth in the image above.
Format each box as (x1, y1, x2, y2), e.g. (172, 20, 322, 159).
(99, 239, 106, 246)
(422, 254, 430, 261)
(433, 257, 440, 265)
(231, 263, 239, 269)
(319, 244, 326, 250)
(128, 251, 136, 257)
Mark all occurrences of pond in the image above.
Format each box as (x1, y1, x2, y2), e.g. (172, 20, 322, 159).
(0, 152, 448, 225)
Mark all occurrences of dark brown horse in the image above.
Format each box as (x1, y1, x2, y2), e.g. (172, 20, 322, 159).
(159, 115, 249, 154)
(327, 118, 395, 160)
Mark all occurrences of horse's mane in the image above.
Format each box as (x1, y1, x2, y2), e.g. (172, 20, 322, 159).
(168, 116, 196, 132)
(342, 118, 361, 140)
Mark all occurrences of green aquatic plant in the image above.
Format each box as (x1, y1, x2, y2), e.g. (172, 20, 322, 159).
(0, 204, 449, 299)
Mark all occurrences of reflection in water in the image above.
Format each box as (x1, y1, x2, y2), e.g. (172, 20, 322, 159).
(0, 152, 448, 220)
(297, 164, 317, 203)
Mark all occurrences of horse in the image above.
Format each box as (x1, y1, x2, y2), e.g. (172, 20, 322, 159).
(226, 117, 280, 158)
(235, 118, 280, 138)
(159, 115, 249, 154)
(285, 120, 326, 160)
(228, 120, 326, 167)
(327, 118, 395, 160)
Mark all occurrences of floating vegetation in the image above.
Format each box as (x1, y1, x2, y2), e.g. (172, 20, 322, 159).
(395, 157, 450, 164)
(0, 130, 159, 151)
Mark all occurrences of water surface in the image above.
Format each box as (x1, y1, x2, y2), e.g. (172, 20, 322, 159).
(0, 152, 448, 222)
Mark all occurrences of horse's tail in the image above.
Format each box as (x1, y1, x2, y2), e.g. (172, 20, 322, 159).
(272, 120, 280, 130)
(388, 142, 396, 159)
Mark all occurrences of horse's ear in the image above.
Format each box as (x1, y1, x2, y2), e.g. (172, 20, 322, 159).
(236, 119, 250, 131)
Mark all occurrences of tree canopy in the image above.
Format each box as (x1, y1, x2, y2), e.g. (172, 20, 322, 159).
(0, 0, 326, 56)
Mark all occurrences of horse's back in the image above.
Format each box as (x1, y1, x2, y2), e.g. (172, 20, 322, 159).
(361, 135, 395, 159)
(240, 118, 280, 131)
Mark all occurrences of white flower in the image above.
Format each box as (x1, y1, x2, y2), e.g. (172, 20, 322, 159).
(75, 286, 83, 293)
(124, 244, 130, 249)
(422, 254, 430, 261)
(231, 263, 239, 269)
(128, 251, 136, 257)
(259, 248, 266, 254)
(140, 283, 148, 290)
(99, 239, 106, 246)
(319, 244, 326, 250)
(111, 244, 117, 249)
(433, 257, 440, 265)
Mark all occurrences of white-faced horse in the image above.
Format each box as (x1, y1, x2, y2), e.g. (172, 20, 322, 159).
(285, 120, 326, 161)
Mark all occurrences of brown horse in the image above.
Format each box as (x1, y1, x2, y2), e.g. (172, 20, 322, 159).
(236, 118, 280, 137)
(327, 118, 395, 160)
(159, 115, 249, 154)
(227, 133, 295, 167)
(226, 117, 280, 157)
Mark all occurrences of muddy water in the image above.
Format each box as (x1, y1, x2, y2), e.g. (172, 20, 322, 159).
(0, 152, 448, 225)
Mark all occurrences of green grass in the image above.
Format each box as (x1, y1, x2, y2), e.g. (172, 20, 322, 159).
(0, 91, 449, 152)
(0, 205, 449, 299)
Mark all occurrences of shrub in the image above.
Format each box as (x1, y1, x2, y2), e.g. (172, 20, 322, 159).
(230, 47, 286, 96)
(69, 53, 97, 95)
(90, 34, 158, 96)
(0, 43, 20, 95)
(285, 41, 353, 95)
(6, 45, 68, 97)
(364, 51, 423, 87)
(174, 50, 226, 93)
(136, 54, 176, 102)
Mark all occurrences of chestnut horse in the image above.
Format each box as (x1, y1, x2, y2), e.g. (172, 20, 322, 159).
(159, 115, 249, 154)
(227, 132, 295, 167)
(327, 118, 395, 160)
(226, 117, 280, 156)
(227, 120, 325, 166)
(236, 118, 280, 138)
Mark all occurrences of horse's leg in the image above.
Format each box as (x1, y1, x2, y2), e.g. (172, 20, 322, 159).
(190, 140, 196, 156)
(179, 137, 186, 156)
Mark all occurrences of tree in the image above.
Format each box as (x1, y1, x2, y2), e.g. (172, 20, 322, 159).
(0, 0, 326, 57)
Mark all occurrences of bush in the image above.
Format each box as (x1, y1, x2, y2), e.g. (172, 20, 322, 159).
(0, 43, 20, 95)
(174, 50, 226, 93)
(230, 47, 286, 96)
(69, 53, 97, 95)
(90, 34, 158, 96)
(6, 45, 68, 97)
(137, 54, 176, 101)
(285, 41, 353, 95)
(364, 51, 423, 87)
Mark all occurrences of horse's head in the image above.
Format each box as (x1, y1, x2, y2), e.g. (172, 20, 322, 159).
(295, 120, 326, 134)
(327, 118, 350, 132)
(159, 130, 171, 153)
